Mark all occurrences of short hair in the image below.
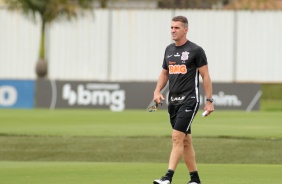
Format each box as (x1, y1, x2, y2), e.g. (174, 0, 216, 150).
(172, 16, 188, 27)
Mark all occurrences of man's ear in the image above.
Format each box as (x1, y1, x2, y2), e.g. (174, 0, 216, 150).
(185, 27, 189, 33)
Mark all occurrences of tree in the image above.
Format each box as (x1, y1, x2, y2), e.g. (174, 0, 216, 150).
(224, 0, 281, 10)
(158, 0, 226, 9)
(5, 0, 96, 78)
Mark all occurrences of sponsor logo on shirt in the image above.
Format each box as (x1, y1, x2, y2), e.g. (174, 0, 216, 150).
(167, 54, 173, 58)
(174, 53, 180, 57)
(169, 64, 187, 74)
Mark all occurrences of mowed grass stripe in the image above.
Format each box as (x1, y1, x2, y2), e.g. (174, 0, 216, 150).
(0, 135, 281, 164)
(0, 109, 281, 138)
(0, 162, 281, 184)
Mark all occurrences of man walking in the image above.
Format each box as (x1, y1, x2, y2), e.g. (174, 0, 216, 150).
(153, 15, 214, 184)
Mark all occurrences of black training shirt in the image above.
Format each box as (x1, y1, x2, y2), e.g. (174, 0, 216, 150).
(162, 40, 208, 105)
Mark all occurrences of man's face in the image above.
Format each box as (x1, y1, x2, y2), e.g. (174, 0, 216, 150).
(171, 21, 188, 41)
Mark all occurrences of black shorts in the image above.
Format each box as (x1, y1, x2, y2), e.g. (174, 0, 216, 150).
(168, 100, 199, 134)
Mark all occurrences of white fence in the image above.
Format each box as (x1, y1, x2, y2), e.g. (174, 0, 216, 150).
(0, 9, 282, 82)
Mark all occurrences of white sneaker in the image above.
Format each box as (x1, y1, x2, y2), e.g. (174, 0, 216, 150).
(153, 176, 171, 184)
(188, 181, 201, 184)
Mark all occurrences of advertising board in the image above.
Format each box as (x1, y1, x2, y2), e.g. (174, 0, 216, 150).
(36, 80, 261, 111)
(0, 80, 34, 108)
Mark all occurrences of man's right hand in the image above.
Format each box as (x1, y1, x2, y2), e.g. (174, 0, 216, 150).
(153, 92, 165, 104)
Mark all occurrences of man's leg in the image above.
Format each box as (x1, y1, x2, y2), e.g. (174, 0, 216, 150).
(153, 129, 186, 184)
(183, 134, 201, 183)
(168, 129, 186, 170)
(183, 134, 197, 171)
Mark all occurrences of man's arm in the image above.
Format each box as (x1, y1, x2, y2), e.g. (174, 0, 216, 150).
(154, 69, 169, 104)
(199, 65, 214, 115)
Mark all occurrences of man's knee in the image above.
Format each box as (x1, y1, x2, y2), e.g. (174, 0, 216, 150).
(171, 130, 185, 145)
(183, 135, 193, 147)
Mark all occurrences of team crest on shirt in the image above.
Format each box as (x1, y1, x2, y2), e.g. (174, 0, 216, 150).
(181, 51, 189, 61)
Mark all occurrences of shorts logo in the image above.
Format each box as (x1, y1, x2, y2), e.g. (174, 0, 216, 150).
(171, 96, 185, 102)
(181, 51, 189, 61)
(169, 64, 187, 74)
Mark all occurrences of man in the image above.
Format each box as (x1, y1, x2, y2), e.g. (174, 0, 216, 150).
(153, 16, 214, 184)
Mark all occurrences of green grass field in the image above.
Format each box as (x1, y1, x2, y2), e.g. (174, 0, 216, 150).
(0, 109, 281, 184)
(0, 162, 281, 184)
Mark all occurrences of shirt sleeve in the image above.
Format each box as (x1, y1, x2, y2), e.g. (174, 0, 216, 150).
(195, 47, 208, 68)
(162, 50, 168, 70)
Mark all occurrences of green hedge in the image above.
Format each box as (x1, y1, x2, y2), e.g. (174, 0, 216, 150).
(261, 83, 282, 111)
(261, 83, 282, 99)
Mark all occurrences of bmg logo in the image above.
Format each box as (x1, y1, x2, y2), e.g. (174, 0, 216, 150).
(62, 83, 125, 111)
(0, 86, 18, 106)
